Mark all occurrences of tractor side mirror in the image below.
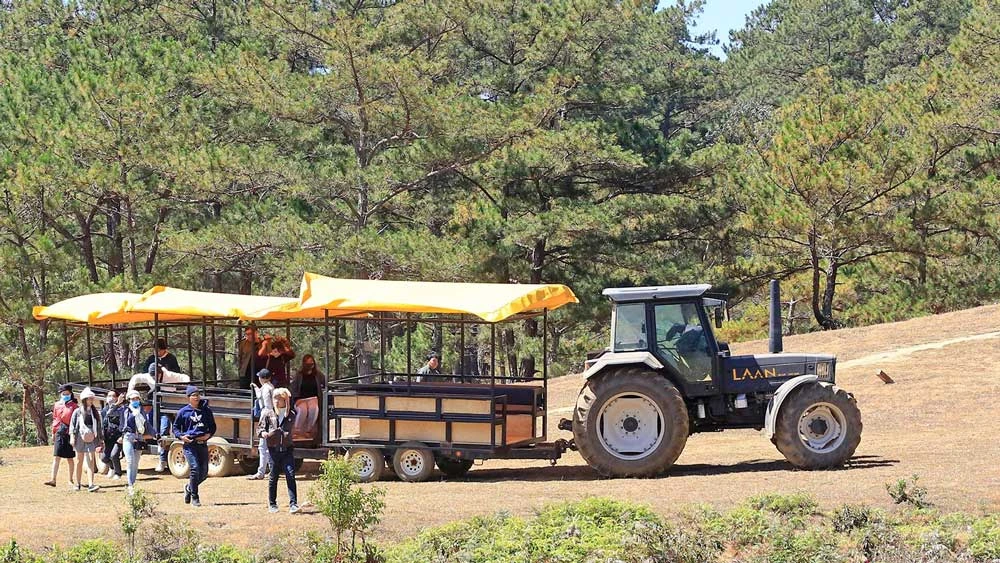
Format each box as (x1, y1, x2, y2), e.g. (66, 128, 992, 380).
(714, 307, 724, 329)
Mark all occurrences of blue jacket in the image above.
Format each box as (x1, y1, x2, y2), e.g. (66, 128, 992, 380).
(119, 406, 156, 439)
(172, 399, 217, 443)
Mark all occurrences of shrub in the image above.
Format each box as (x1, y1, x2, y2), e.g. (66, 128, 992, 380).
(0, 540, 40, 563)
(119, 489, 157, 562)
(59, 540, 119, 563)
(142, 516, 202, 563)
(832, 504, 880, 533)
(753, 528, 844, 563)
(885, 475, 931, 509)
(310, 455, 386, 560)
(746, 493, 819, 518)
(969, 516, 1000, 561)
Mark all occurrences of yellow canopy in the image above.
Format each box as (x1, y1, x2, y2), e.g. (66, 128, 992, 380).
(126, 286, 300, 320)
(287, 272, 578, 322)
(32, 292, 151, 325)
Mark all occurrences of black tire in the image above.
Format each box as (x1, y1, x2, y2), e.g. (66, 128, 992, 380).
(774, 382, 862, 469)
(391, 442, 435, 482)
(436, 456, 474, 479)
(238, 454, 258, 475)
(572, 367, 689, 477)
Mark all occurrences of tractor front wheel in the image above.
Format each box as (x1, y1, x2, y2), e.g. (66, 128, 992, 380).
(572, 367, 689, 477)
(773, 383, 862, 469)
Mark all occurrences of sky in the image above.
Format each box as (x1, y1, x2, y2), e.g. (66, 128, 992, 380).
(661, 0, 769, 59)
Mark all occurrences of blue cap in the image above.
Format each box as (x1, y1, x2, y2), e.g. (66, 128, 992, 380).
(256, 369, 272, 380)
(185, 385, 202, 397)
(148, 363, 159, 376)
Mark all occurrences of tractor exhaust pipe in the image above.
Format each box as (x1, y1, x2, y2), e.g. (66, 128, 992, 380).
(769, 279, 783, 354)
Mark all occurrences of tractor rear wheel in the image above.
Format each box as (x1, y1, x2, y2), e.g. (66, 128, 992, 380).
(573, 367, 689, 477)
(773, 383, 862, 469)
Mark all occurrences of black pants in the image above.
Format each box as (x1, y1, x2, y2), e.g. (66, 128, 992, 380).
(268, 448, 297, 507)
(101, 436, 123, 476)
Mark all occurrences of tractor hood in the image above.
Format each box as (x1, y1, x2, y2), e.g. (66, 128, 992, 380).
(721, 353, 836, 393)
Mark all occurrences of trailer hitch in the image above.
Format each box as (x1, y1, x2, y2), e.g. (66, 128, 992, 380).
(557, 417, 573, 431)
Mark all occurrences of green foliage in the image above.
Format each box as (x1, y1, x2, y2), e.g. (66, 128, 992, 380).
(58, 540, 119, 563)
(969, 516, 1000, 561)
(746, 493, 819, 517)
(886, 475, 932, 509)
(832, 504, 882, 533)
(310, 455, 386, 558)
(0, 540, 40, 563)
(119, 489, 157, 562)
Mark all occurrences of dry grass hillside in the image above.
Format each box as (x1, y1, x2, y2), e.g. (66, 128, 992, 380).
(2, 305, 999, 550)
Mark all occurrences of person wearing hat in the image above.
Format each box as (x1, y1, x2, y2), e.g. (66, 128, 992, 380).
(247, 369, 275, 481)
(416, 351, 443, 383)
(44, 384, 78, 488)
(69, 387, 103, 492)
(173, 385, 217, 507)
(119, 389, 156, 495)
(260, 387, 299, 514)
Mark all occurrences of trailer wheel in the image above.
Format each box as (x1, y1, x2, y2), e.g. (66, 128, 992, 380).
(207, 439, 234, 478)
(238, 454, 259, 475)
(573, 367, 689, 477)
(436, 456, 474, 479)
(347, 448, 386, 483)
(391, 442, 435, 482)
(167, 442, 190, 479)
(774, 383, 862, 469)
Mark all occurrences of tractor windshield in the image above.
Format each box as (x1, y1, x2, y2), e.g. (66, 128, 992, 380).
(612, 303, 647, 352)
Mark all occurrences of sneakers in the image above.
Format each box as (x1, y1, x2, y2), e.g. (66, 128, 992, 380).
(112, 474, 122, 481)
(155, 460, 165, 473)
(191, 497, 201, 508)
(88, 485, 100, 493)
(72, 484, 81, 492)
(106, 468, 115, 478)
(127, 485, 134, 496)
(184, 485, 191, 505)
(246, 474, 264, 480)
(289, 504, 300, 514)
(268, 505, 279, 514)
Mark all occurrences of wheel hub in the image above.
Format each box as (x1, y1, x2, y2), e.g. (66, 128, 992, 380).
(400, 450, 424, 475)
(596, 393, 665, 461)
(797, 402, 848, 454)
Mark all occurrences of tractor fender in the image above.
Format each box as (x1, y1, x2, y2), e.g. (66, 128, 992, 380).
(764, 375, 820, 439)
(583, 351, 664, 379)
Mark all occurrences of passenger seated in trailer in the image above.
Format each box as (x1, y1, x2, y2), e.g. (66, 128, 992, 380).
(290, 355, 324, 442)
(141, 338, 182, 374)
(416, 351, 450, 383)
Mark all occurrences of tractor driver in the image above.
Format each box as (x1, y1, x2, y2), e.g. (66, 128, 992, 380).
(661, 303, 712, 383)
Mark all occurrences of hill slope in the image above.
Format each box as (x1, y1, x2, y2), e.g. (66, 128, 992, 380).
(1, 305, 998, 549)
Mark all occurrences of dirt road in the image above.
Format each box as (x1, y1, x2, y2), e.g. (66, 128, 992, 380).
(2, 305, 999, 550)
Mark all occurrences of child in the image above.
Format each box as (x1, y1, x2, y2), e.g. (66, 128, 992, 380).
(247, 368, 275, 480)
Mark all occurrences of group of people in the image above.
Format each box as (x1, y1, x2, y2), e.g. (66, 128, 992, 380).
(46, 382, 219, 506)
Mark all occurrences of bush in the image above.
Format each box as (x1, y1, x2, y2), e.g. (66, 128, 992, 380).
(832, 504, 880, 533)
(746, 493, 819, 518)
(969, 516, 1000, 561)
(885, 475, 931, 509)
(142, 516, 202, 563)
(59, 540, 120, 563)
(0, 540, 40, 563)
(310, 455, 386, 560)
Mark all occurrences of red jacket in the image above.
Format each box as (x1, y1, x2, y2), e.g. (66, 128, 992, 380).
(52, 400, 77, 436)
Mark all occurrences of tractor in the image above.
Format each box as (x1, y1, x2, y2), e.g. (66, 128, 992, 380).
(570, 282, 862, 477)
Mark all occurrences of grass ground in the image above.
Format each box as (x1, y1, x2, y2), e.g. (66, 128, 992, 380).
(1, 305, 999, 551)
